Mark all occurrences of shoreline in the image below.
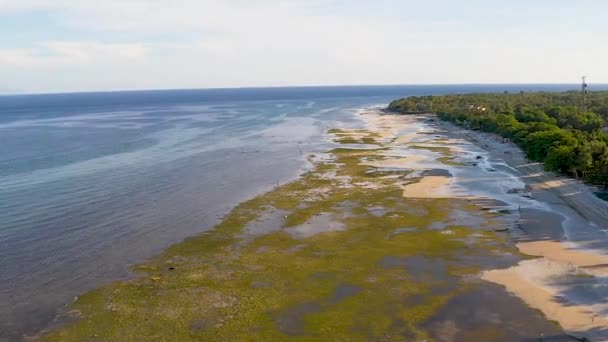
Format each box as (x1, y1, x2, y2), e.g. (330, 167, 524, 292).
(428, 115, 608, 341)
(3, 100, 349, 341)
(36, 108, 589, 341)
(3, 155, 307, 339)
(1, 144, 318, 342)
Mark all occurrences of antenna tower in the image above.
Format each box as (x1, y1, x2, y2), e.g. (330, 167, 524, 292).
(582, 76, 589, 111)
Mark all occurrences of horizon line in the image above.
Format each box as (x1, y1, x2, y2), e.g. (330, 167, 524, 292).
(2, 82, 606, 97)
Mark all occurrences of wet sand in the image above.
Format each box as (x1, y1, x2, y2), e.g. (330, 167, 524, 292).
(483, 260, 608, 336)
(428, 116, 608, 341)
(423, 282, 575, 342)
(363, 110, 608, 340)
(401, 176, 453, 198)
(361, 111, 583, 340)
(516, 241, 608, 276)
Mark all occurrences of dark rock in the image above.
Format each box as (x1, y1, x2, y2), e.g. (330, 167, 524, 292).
(507, 188, 524, 194)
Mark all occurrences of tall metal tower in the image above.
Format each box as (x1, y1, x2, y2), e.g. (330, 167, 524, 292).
(582, 76, 589, 111)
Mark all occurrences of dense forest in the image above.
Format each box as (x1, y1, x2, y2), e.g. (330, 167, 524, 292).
(388, 91, 608, 186)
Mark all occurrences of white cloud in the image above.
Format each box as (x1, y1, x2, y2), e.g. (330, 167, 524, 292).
(1, 1, 329, 31)
(0, 42, 148, 68)
(42, 42, 148, 60)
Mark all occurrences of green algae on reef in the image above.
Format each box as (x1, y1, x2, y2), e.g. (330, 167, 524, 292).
(329, 128, 383, 145)
(41, 123, 513, 341)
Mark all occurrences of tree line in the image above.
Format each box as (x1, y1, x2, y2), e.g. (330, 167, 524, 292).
(388, 91, 608, 186)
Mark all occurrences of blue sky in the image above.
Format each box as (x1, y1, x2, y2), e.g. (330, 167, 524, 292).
(1, 0, 607, 93)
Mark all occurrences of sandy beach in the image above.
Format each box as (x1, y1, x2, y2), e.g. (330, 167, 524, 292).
(361, 110, 608, 340)
(430, 116, 608, 341)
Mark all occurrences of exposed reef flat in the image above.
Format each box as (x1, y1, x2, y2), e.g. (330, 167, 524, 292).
(38, 110, 575, 341)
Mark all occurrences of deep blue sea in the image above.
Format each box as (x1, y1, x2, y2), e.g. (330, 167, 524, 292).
(0, 84, 603, 339)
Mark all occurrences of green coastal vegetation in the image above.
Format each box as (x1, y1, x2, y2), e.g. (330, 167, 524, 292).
(389, 91, 608, 185)
(40, 127, 528, 341)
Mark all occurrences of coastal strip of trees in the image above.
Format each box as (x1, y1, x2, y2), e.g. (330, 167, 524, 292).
(388, 91, 608, 186)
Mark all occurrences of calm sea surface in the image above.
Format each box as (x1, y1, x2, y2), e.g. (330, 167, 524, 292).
(0, 84, 600, 339)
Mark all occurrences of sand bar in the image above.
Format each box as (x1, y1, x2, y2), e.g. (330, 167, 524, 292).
(401, 176, 454, 198)
(517, 240, 608, 276)
(482, 259, 608, 340)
